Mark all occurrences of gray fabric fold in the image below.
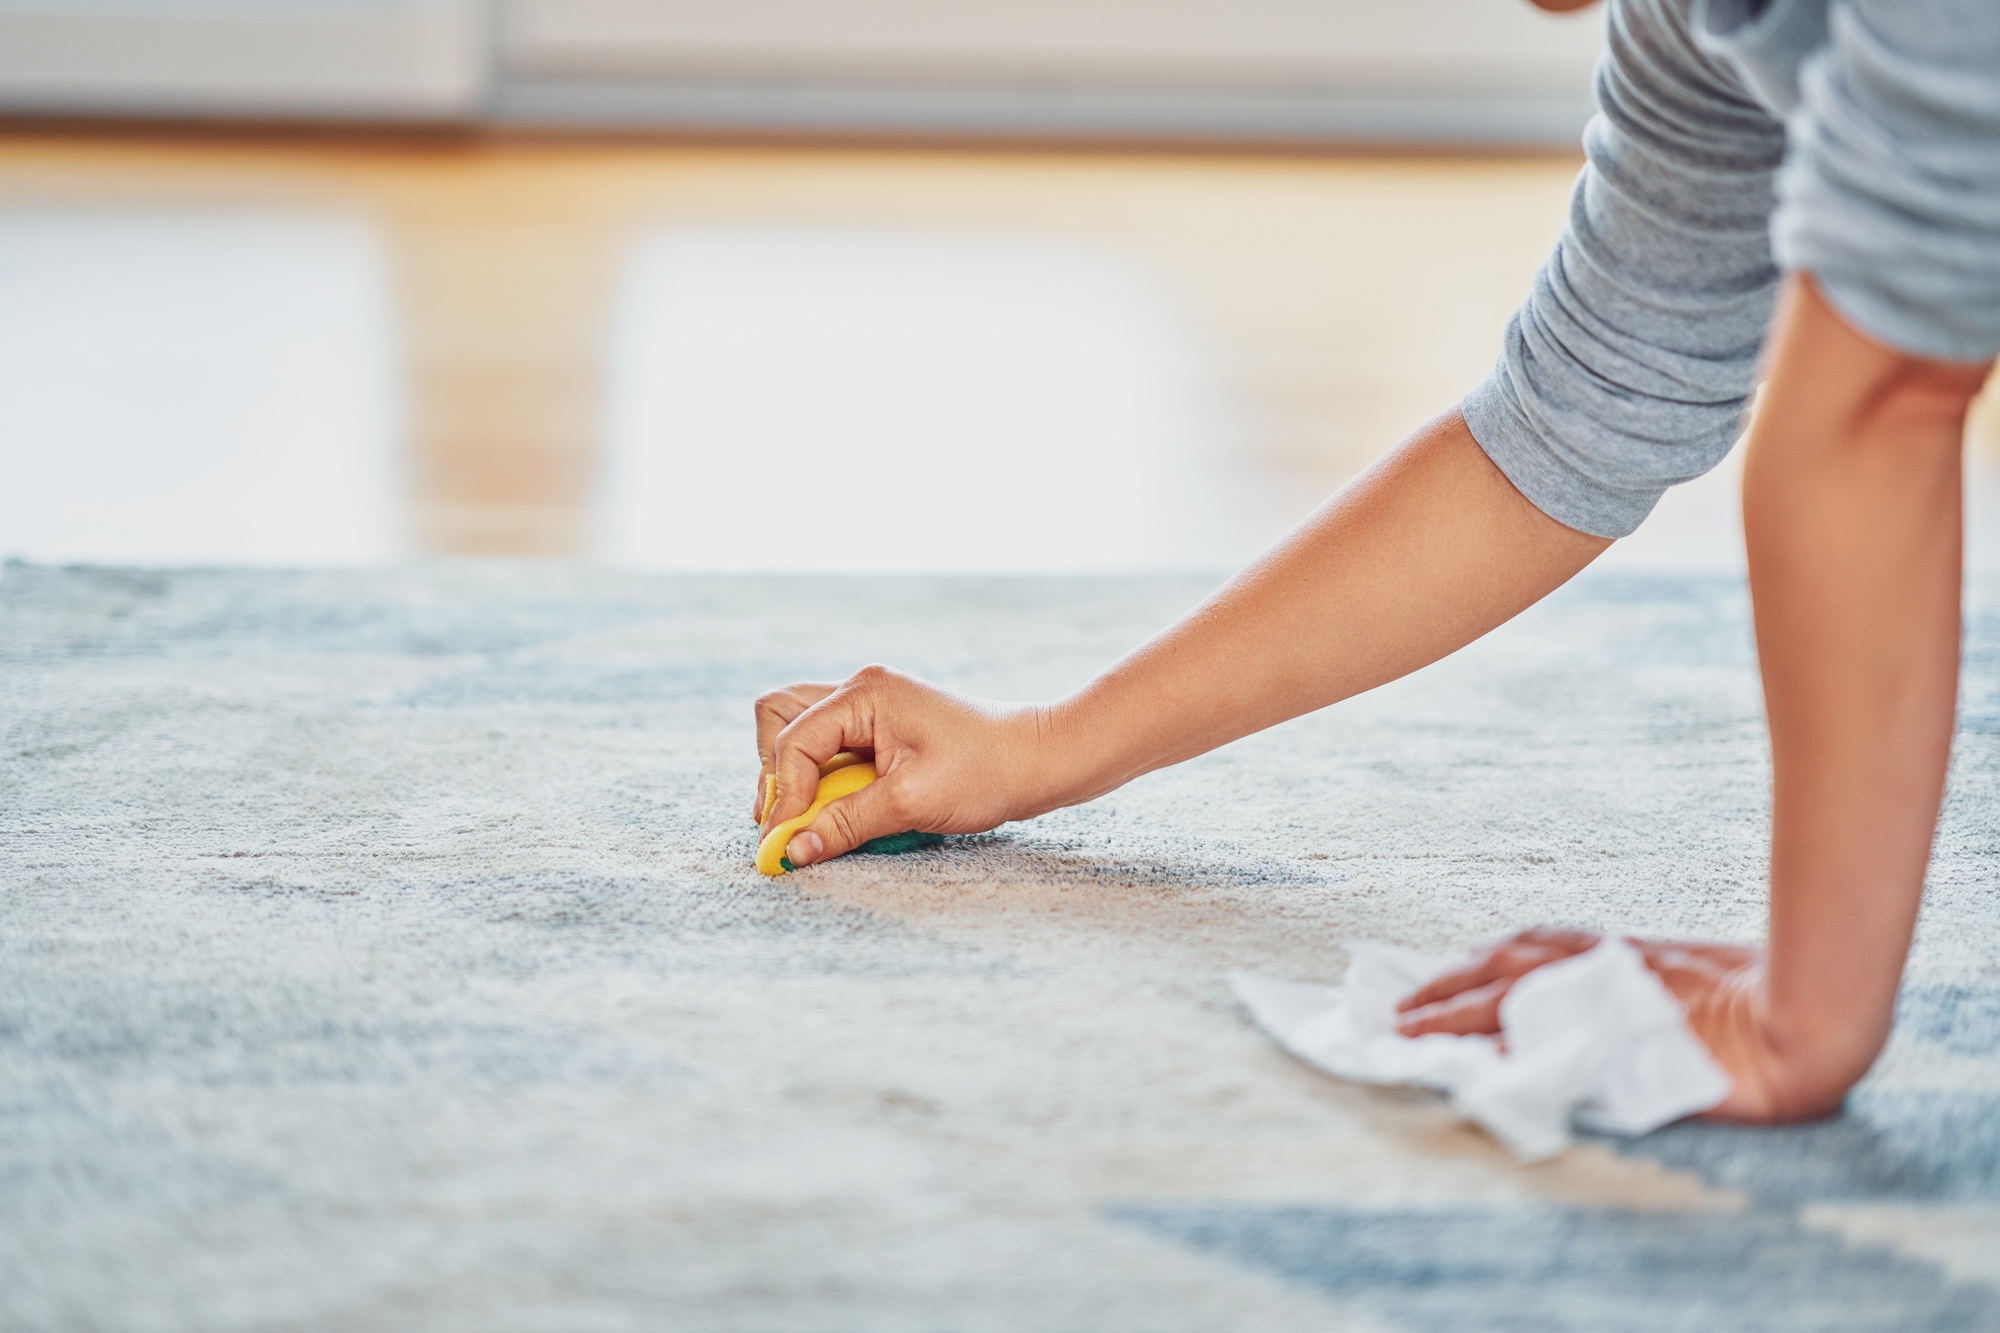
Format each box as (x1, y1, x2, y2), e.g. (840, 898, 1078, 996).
(1465, 0, 1783, 538)
(1773, 2, 2000, 363)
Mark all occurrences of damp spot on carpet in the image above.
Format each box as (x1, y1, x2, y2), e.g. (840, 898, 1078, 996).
(423, 870, 1028, 982)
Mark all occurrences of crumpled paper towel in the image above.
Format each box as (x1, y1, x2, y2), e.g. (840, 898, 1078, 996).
(1230, 938, 1731, 1161)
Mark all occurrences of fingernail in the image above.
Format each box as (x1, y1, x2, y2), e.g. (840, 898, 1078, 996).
(787, 831, 825, 867)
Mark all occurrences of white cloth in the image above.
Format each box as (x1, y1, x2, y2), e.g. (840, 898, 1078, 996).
(1230, 938, 1732, 1162)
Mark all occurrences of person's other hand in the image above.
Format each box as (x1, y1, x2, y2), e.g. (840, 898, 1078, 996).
(753, 666, 1055, 869)
(1393, 928, 1847, 1122)
(1391, 927, 1602, 1036)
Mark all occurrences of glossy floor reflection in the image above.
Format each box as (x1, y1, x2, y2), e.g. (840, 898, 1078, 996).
(0, 209, 401, 565)
(2, 152, 1997, 574)
(0, 134, 1583, 568)
(598, 226, 1261, 573)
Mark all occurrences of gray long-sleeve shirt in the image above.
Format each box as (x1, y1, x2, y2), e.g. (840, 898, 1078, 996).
(1464, 0, 2000, 539)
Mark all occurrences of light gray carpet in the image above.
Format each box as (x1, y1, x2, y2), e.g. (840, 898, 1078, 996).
(4, 561, 1998, 1332)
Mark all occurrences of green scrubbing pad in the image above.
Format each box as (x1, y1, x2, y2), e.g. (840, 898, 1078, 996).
(854, 830, 947, 856)
(780, 830, 946, 869)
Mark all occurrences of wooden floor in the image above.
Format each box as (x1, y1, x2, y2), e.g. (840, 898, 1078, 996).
(2, 125, 1993, 557)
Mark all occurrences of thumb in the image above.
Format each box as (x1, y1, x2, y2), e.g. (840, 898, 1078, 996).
(784, 774, 910, 868)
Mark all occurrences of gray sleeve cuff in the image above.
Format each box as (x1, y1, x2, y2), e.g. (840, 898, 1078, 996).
(1462, 0, 1786, 541)
(1463, 360, 1670, 540)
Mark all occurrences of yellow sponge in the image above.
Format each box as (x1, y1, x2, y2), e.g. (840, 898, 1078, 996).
(755, 753, 877, 876)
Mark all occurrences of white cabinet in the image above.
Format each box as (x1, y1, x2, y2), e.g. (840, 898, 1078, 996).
(494, 0, 1602, 144)
(0, 0, 489, 119)
(0, 0, 1602, 143)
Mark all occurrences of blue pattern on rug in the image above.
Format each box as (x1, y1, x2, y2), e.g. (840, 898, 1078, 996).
(1120, 991, 2000, 1326)
(1113, 1205, 2000, 1331)
(1612, 1090, 2000, 1206)
(1898, 987, 2000, 1057)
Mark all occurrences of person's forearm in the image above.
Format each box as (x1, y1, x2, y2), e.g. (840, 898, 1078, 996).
(1033, 410, 1610, 812)
(1741, 276, 1989, 1112)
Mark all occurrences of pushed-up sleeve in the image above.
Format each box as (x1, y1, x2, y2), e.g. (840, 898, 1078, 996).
(1463, 0, 1787, 539)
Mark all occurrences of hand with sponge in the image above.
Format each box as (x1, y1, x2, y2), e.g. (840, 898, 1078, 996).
(752, 669, 1055, 872)
(754, 750, 942, 874)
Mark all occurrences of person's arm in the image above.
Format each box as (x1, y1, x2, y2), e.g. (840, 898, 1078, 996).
(754, 410, 1609, 868)
(1399, 0, 2000, 1121)
(758, 0, 1784, 864)
(1397, 275, 1992, 1120)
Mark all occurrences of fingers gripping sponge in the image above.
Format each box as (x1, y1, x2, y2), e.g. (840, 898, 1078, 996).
(755, 753, 944, 876)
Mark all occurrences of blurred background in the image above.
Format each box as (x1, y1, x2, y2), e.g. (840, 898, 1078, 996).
(1, 0, 1994, 574)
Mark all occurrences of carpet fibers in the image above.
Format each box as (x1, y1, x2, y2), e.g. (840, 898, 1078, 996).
(4, 562, 1998, 1331)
